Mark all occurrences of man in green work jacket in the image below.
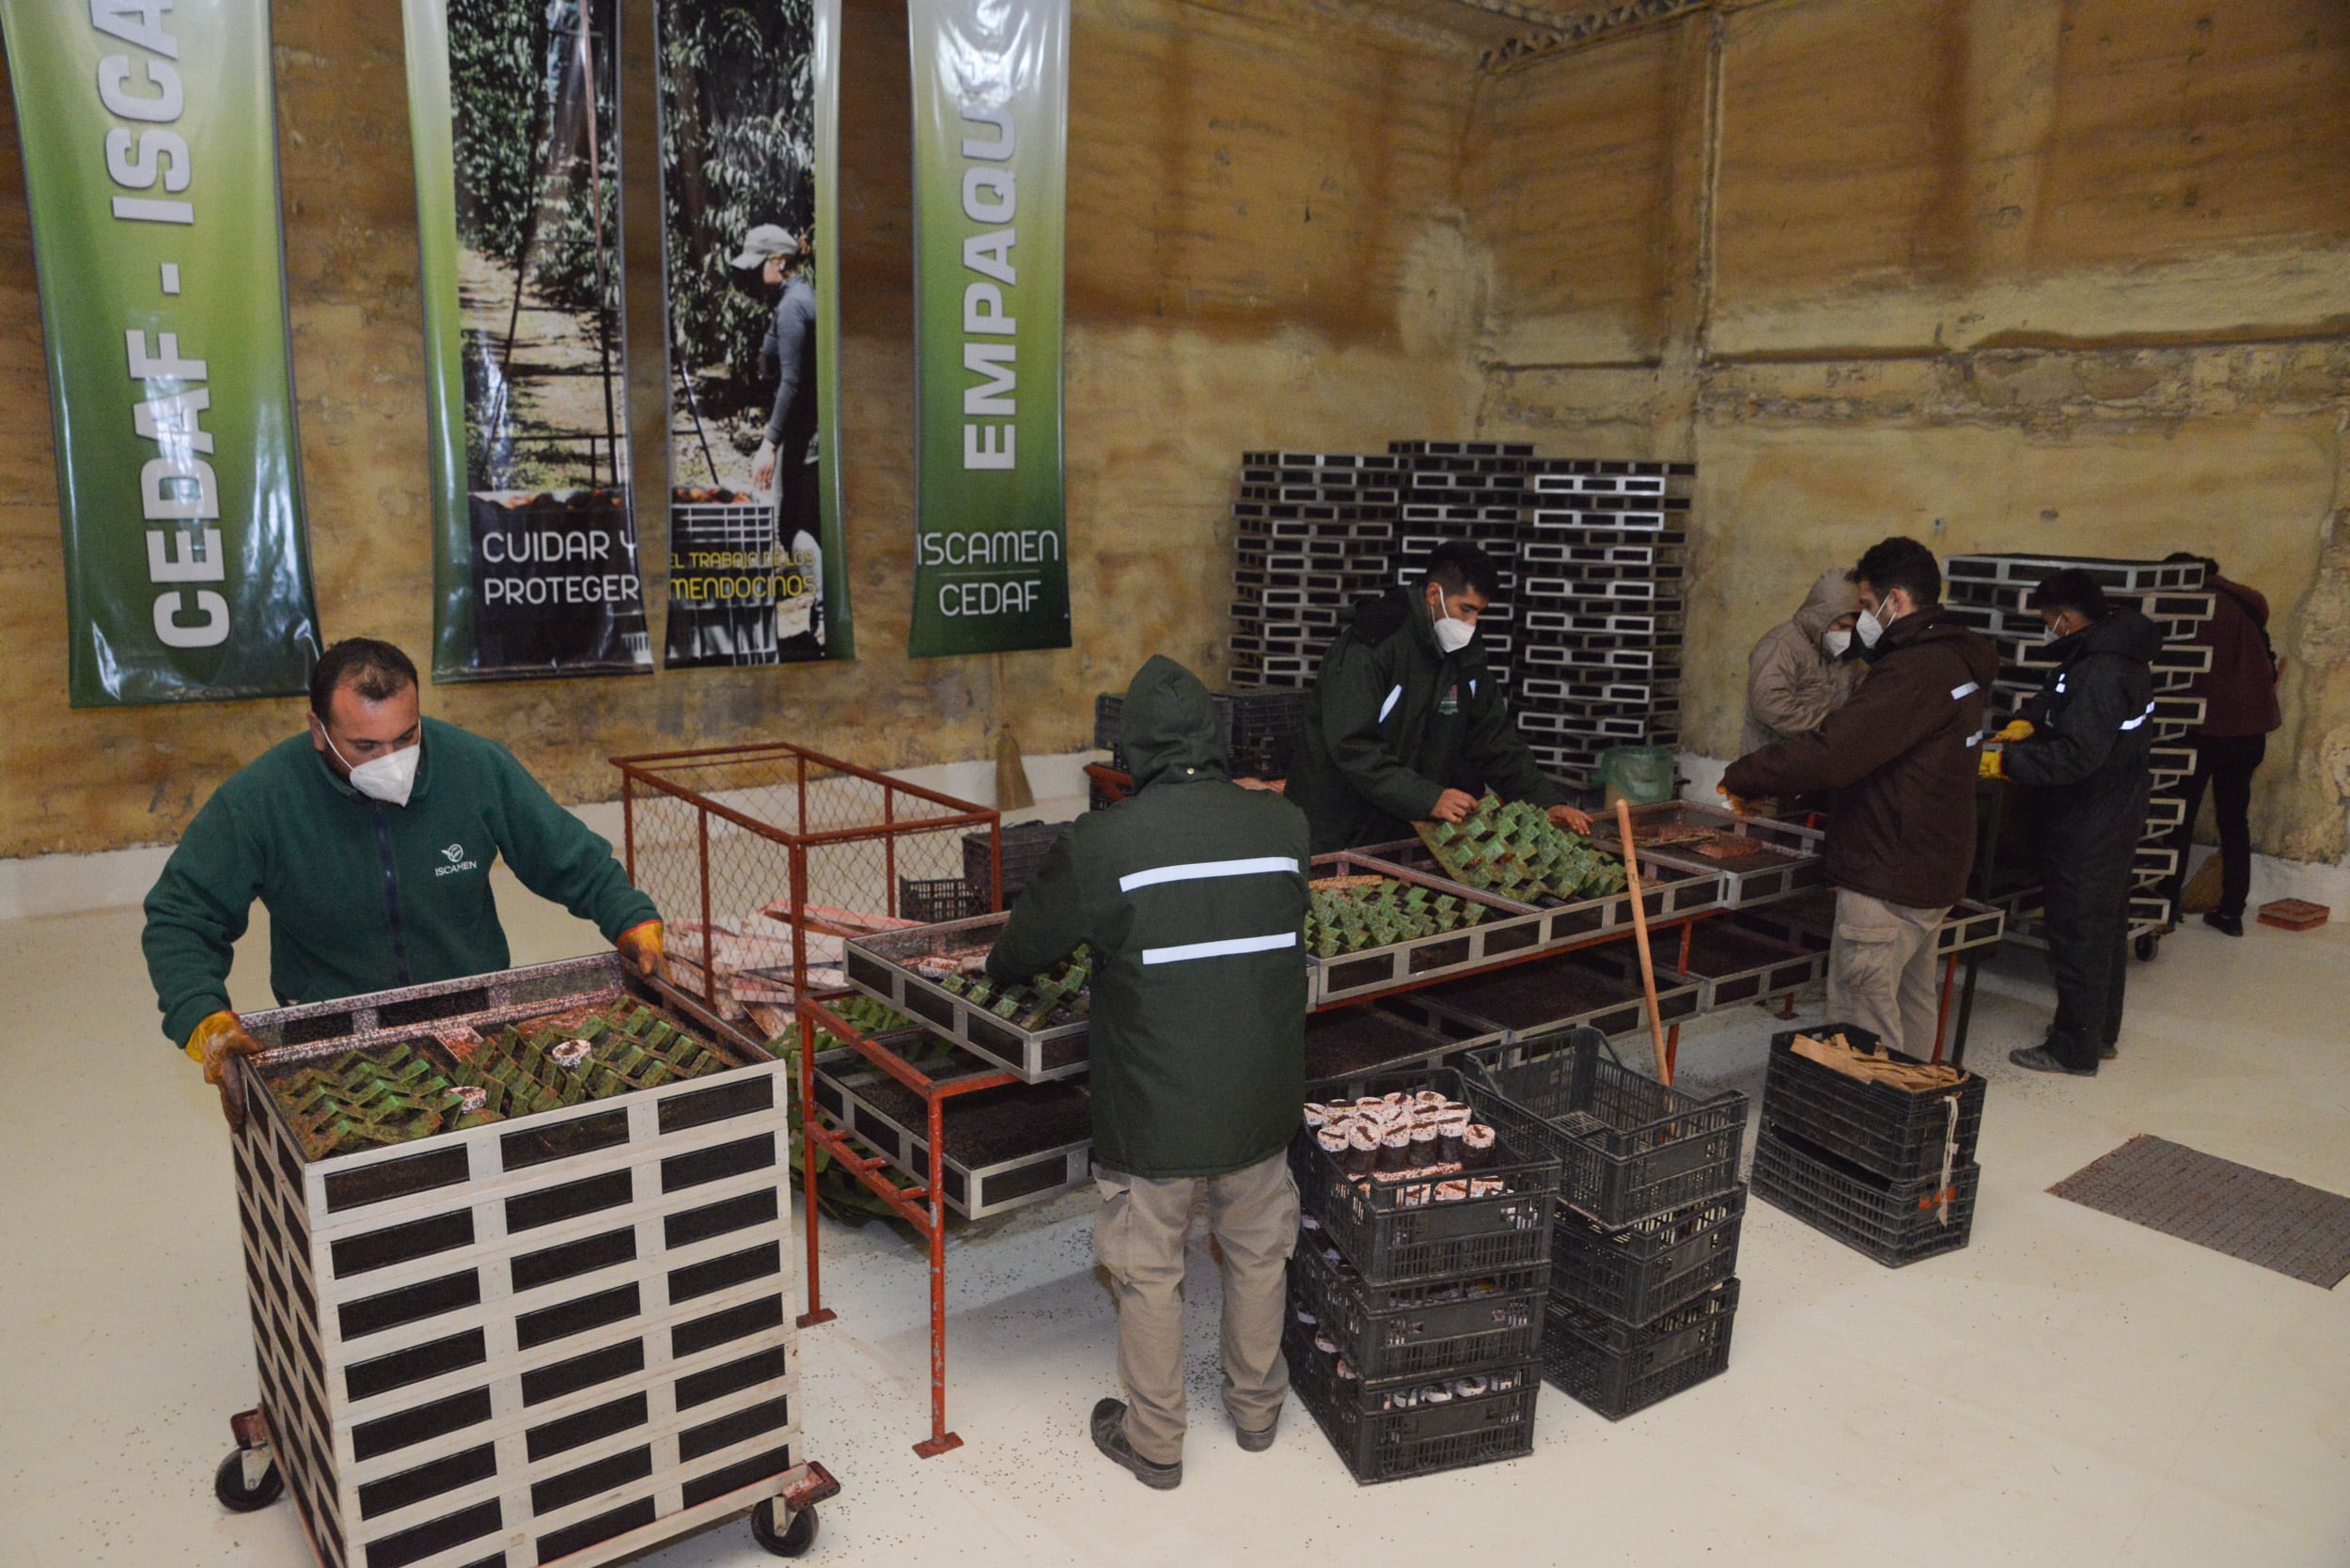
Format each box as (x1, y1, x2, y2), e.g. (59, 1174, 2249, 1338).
(1286, 540, 1592, 855)
(987, 654, 1310, 1490)
(143, 638, 666, 1128)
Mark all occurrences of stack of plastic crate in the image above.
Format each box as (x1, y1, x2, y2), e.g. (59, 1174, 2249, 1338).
(1941, 552, 2214, 948)
(1229, 452, 1402, 689)
(1462, 1028, 1747, 1419)
(1383, 440, 1530, 693)
(1090, 688, 1309, 799)
(1751, 1024, 1984, 1265)
(1285, 1066, 1558, 1482)
(1512, 461, 1695, 784)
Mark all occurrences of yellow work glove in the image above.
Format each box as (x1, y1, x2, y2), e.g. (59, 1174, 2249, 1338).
(1716, 782, 1750, 818)
(617, 918, 667, 981)
(1995, 720, 2034, 744)
(186, 1010, 264, 1130)
(1978, 746, 2006, 781)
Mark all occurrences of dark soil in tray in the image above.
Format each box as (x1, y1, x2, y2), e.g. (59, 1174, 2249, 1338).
(1304, 1008, 1454, 1080)
(1679, 924, 1802, 977)
(844, 1071, 1093, 1162)
(1422, 948, 1642, 1028)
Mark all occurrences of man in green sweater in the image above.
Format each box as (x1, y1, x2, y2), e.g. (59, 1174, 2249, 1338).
(1286, 541, 1591, 855)
(143, 639, 665, 1128)
(987, 655, 1309, 1490)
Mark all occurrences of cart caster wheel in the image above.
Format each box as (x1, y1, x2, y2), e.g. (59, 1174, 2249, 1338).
(214, 1450, 284, 1513)
(752, 1497, 818, 1558)
(2134, 933, 2159, 962)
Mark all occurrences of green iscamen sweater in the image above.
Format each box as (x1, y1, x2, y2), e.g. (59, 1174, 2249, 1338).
(142, 717, 659, 1047)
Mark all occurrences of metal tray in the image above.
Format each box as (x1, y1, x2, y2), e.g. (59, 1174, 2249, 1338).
(1358, 837, 1725, 945)
(1307, 851, 1553, 1006)
(842, 912, 1089, 1083)
(1733, 889, 2006, 959)
(1671, 920, 1829, 1011)
(1586, 801, 1823, 909)
(1402, 938, 1701, 1043)
(807, 1037, 1092, 1221)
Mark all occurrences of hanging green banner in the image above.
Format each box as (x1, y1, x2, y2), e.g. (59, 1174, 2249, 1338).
(1, 0, 321, 708)
(905, 0, 1070, 658)
(651, 0, 854, 666)
(405, 0, 651, 682)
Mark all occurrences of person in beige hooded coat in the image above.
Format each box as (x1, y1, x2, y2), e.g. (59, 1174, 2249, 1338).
(1742, 570, 1865, 756)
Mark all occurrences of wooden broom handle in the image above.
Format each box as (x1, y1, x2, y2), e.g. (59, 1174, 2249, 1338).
(1615, 796, 1671, 1083)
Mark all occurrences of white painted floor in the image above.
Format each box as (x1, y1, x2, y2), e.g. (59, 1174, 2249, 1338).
(4, 870, 2347, 1567)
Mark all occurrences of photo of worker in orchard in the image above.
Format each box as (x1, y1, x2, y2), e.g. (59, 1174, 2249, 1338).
(654, 0, 828, 668)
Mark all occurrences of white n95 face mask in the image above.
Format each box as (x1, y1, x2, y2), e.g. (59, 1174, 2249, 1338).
(1433, 614, 1476, 655)
(1824, 627, 1853, 659)
(322, 728, 421, 808)
(1855, 607, 1887, 650)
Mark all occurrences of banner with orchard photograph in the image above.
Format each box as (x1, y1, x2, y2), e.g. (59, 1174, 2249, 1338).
(652, 0, 853, 667)
(404, 0, 652, 681)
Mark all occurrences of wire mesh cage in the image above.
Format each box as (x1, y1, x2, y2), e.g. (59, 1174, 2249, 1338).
(610, 745, 1000, 1034)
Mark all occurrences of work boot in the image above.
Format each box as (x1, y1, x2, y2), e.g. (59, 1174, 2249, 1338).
(2100, 1043, 2118, 1060)
(1090, 1399, 1180, 1490)
(2203, 911, 2244, 937)
(1235, 1409, 1279, 1452)
(2008, 1044, 2095, 1078)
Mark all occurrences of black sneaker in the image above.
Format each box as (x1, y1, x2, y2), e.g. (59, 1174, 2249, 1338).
(2009, 1044, 2096, 1077)
(1090, 1399, 1181, 1489)
(2202, 911, 2244, 936)
(1236, 1410, 1279, 1452)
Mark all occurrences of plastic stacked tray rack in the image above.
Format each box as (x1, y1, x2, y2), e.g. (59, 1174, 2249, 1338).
(1462, 1028, 1747, 1419)
(1286, 1066, 1559, 1482)
(1751, 1024, 1984, 1267)
(213, 955, 834, 1568)
(1229, 451, 1402, 689)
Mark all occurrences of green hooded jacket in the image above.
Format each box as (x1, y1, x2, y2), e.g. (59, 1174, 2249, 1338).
(987, 656, 1309, 1179)
(142, 717, 659, 1047)
(1284, 586, 1570, 855)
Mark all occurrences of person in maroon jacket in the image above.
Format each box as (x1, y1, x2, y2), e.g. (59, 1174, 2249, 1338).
(2160, 552, 2283, 936)
(1724, 539, 1998, 1059)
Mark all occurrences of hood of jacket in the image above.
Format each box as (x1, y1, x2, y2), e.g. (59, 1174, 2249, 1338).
(2049, 607, 2163, 666)
(1792, 570, 1862, 645)
(1119, 655, 1230, 790)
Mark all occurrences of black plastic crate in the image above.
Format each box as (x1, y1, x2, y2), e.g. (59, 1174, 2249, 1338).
(1550, 1184, 1746, 1326)
(1291, 1234, 1546, 1384)
(1094, 688, 1307, 779)
(898, 876, 987, 924)
(1294, 1067, 1560, 1285)
(1286, 1322, 1540, 1484)
(1461, 1028, 1746, 1228)
(1751, 1127, 1979, 1268)
(1540, 1277, 1739, 1420)
(1762, 1026, 1985, 1184)
(963, 820, 1071, 908)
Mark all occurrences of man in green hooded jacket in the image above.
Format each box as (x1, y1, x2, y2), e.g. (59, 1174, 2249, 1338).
(1286, 541, 1591, 855)
(988, 654, 1309, 1490)
(143, 639, 665, 1128)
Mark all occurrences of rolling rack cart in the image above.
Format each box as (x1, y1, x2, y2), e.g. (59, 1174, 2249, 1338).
(211, 955, 838, 1567)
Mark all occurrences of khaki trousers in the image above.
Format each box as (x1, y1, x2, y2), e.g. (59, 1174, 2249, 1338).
(1092, 1149, 1301, 1466)
(1825, 889, 1949, 1060)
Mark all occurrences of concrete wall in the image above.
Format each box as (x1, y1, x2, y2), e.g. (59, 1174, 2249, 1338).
(1468, 0, 2350, 864)
(0, 0, 1485, 858)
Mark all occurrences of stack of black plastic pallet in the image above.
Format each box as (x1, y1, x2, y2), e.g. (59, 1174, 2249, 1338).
(1941, 553, 2215, 950)
(1512, 461, 1695, 783)
(1387, 440, 1531, 693)
(1751, 1025, 1984, 1265)
(1229, 452, 1401, 689)
(1285, 1067, 1557, 1482)
(1462, 1029, 1747, 1419)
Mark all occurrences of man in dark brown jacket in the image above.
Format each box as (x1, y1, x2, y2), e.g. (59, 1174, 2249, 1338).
(1724, 539, 1998, 1058)
(2159, 552, 2282, 936)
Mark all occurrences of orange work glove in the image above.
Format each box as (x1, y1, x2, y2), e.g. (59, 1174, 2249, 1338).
(616, 918, 667, 981)
(1716, 782, 1751, 818)
(186, 1010, 264, 1131)
(1978, 746, 2006, 781)
(1995, 720, 2034, 744)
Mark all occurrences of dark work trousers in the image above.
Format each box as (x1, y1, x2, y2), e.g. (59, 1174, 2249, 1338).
(2163, 733, 2267, 919)
(2039, 827, 2134, 1070)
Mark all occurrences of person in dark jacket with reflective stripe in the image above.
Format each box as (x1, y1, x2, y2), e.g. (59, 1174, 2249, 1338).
(1724, 539, 1998, 1059)
(1991, 571, 2157, 1075)
(1285, 541, 1591, 855)
(988, 655, 1310, 1490)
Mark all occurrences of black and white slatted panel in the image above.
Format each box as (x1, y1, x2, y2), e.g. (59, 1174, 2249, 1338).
(1386, 440, 1532, 693)
(1514, 461, 1696, 783)
(235, 1057, 804, 1568)
(1943, 553, 2213, 945)
(1230, 452, 1402, 690)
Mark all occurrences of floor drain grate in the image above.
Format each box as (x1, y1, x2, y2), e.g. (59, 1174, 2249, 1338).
(2050, 1135, 2350, 1289)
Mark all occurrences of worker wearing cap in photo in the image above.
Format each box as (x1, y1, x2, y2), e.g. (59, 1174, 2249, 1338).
(1989, 570, 2158, 1076)
(142, 639, 665, 1128)
(1287, 541, 1592, 855)
(1723, 539, 1998, 1059)
(986, 655, 1310, 1490)
(732, 222, 823, 654)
